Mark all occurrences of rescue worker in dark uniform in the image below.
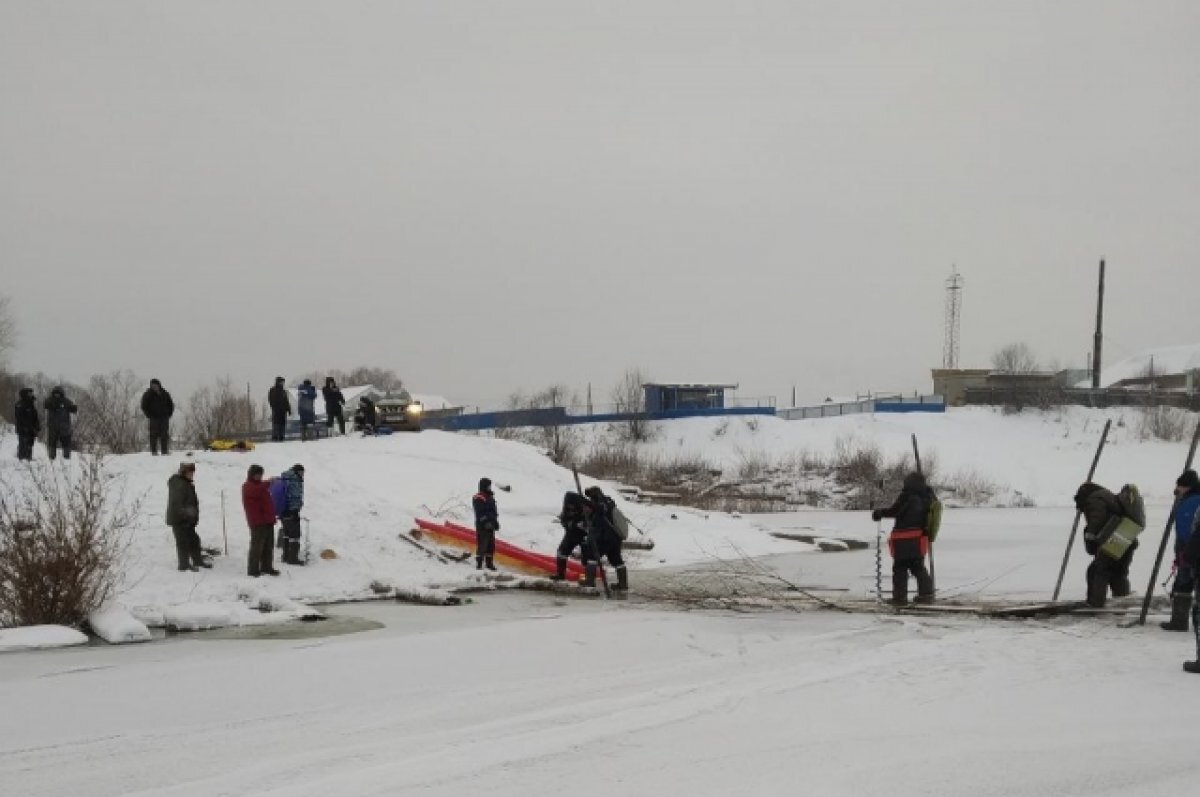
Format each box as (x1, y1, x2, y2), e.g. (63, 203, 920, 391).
(1074, 481, 1137, 608)
(473, 477, 499, 571)
(1180, 501, 1200, 673)
(552, 491, 589, 581)
(873, 472, 935, 605)
(582, 486, 628, 592)
(14, 387, 40, 460)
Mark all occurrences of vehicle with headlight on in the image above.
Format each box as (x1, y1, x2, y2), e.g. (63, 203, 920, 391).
(374, 390, 423, 432)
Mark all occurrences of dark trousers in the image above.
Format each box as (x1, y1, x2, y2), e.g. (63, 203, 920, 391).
(248, 524, 275, 575)
(147, 418, 170, 455)
(583, 536, 625, 568)
(47, 430, 72, 460)
(280, 516, 302, 563)
(271, 416, 287, 442)
(1172, 564, 1196, 597)
(1086, 547, 1136, 607)
(326, 409, 345, 435)
(171, 524, 203, 569)
(17, 433, 36, 460)
(892, 557, 933, 601)
(557, 527, 587, 560)
(476, 525, 496, 559)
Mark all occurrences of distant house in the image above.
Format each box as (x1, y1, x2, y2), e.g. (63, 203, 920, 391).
(642, 383, 738, 413)
(1081, 343, 1200, 393)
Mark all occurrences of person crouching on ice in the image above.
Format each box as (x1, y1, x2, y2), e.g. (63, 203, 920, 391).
(872, 472, 935, 605)
(473, 477, 499, 571)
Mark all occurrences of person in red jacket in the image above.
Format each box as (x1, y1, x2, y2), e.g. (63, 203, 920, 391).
(242, 464, 280, 577)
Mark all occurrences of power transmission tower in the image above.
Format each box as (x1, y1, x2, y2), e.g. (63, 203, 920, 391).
(943, 267, 963, 369)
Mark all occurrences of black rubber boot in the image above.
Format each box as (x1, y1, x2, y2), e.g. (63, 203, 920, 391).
(890, 572, 908, 606)
(612, 566, 629, 592)
(476, 557, 483, 570)
(485, 557, 496, 571)
(583, 564, 597, 589)
(1184, 660, 1200, 674)
(1161, 594, 1192, 632)
(550, 556, 567, 581)
(286, 541, 305, 566)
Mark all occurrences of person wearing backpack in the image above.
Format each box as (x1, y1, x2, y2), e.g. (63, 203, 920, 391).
(551, 491, 590, 581)
(872, 472, 935, 605)
(277, 464, 306, 565)
(1074, 482, 1140, 608)
(242, 465, 280, 577)
(472, 477, 499, 570)
(1162, 470, 1200, 631)
(583, 486, 628, 592)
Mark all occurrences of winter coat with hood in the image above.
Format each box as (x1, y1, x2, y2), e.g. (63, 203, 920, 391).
(268, 383, 291, 419)
(473, 481, 499, 531)
(166, 470, 199, 527)
(242, 476, 276, 527)
(280, 467, 305, 515)
(1074, 482, 1126, 557)
(15, 390, 40, 436)
(877, 473, 934, 532)
(297, 382, 317, 423)
(322, 383, 345, 413)
(141, 385, 175, 420)
(42, 389, 77, 435)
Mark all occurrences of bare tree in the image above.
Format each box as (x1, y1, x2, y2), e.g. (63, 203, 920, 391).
(76, 370, 143, 454)
(0, 455, 140, 627)
(529, 384, 580, 464)
(183, 378, 253, 448)
(306, 366, 404, 392)
(0, 295, 15, 370)
(612, 367, 653, 442)
(991, 343, 1039, 374)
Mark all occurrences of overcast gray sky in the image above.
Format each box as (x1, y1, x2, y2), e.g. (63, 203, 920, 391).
(2, 1, 1197, 408)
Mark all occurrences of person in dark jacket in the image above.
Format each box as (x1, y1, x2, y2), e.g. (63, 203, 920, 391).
(278, 464, 306, 565)
(166, 462, 209, 571)
(140, 378, 175, 455)
(323, 378, 346, 435)
(242, 464, 280, 577)
(473, 477, 499, 570)
(14, 387, 40, 461)
(268, 377, 291, 442)
(355, 395, 377, 435)
(1180, 506, 1200, 673)
(1074, 481, 1137, 608)
(297, 380, 318, 442)
(1162, 470, 1200, 631)
(551, 491, 590, 581)
(872, 472, 935, 605)
(582, 486, 629, 592)
(42, 386, 77, 460)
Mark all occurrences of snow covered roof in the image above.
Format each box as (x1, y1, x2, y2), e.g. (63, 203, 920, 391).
(1081, 343, 1200, 388)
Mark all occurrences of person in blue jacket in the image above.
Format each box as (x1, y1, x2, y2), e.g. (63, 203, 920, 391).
(1163, 470, 1200, 631)
(278, 464, 306, 565)
(472, 477, 499, 571)
(297, 380, 318, 442)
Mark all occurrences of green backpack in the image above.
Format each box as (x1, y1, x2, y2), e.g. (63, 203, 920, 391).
(926, 495, 944, 543)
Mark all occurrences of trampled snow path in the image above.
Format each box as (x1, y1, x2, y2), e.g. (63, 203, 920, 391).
(0, 594, 1193, 797)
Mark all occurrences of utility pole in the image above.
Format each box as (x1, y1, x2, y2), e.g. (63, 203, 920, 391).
(943, 267, 963, 369)
(1092, 259, 1105, 389)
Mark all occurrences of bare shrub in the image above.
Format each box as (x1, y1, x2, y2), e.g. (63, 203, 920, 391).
(183, 378, 253, 448)
(1138, 406, 1192, 442)
(579, 441, 643, 481)
(612, 367, 654, 443)
(943, 467, 997, 506)
(735, 448, 775, 481)
(76, 370, 143, 454)
(0, 456, 139, 628)
(510, 384, 581, 465)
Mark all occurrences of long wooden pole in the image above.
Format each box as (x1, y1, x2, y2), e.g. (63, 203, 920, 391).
(1135, 418, 1200, 624)
(911, 434, 933, 590)
(1052, 419, 1113, 600)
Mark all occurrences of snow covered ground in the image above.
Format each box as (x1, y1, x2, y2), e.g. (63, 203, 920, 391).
(0, 405, 1193, 627)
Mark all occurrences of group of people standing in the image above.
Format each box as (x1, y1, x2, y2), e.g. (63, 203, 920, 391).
(163, 460, 308, 575)
(267, 376, 377, 442)
(13, 385, 81, 460)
